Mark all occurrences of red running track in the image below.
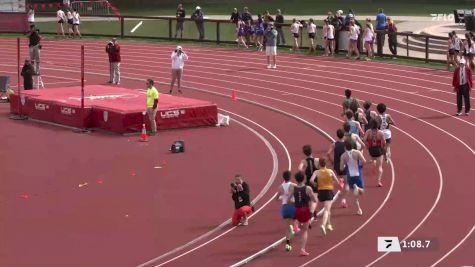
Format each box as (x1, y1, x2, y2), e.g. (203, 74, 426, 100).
(0, 37, 474, 267)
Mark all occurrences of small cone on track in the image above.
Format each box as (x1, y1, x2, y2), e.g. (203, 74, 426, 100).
(231, 90, 237, 101)
(140, 123, 148, 142)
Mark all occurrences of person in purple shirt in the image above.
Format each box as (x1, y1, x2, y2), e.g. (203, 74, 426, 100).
(375, 8, 387, 56)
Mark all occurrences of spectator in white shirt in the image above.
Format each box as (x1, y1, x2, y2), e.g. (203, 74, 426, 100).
(307, 18, 316, 52)
(170, 46, 189, 94)
(290, 18, 302, 51)
(27, 8, 35, 26)
(57, 7, 66, 38)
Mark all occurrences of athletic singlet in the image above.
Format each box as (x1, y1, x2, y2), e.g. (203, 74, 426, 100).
(281, 182, 292, 205)
(364, 109, 372, 131)
(350, 25, 359, 40)
(327, 25, 335, 39)
(368, 129, 383, 148)
(379, 114, 392, 139)
(294, 186, 309, 208)
(454, 37, 461, 50)
(364, 27, 374, 41)
(333, 140, 345, 171)
(304, 157, 316, 181)
(72, 12, 80, 24)
(346, 150, 360, 177)
(67, 11, 73, 20)
(449, 38, 455, 50)
(317, 168, 334, 191)
(349, 119, 359, 135)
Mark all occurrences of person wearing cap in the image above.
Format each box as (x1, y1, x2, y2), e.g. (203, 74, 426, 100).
(170, 45, 188, 94)
(452, 58, 472, 116)
(105, 37, 121, 85)
(191, 6, 205, 40)
(265, 22, 278, 69)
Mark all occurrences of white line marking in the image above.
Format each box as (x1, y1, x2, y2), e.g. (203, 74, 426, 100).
(137, 113, 290, 267)
(231, 160, 395, 267)
(430, 225, 475, 267)
(130, 21, 143, 33)
(364, 126, 444, 267)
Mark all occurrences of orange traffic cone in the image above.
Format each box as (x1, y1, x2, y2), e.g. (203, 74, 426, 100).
(140, 123, 148, 142)
(231, 90, 237, 101)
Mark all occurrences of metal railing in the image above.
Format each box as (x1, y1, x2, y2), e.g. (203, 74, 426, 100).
(26, 13, 450, 63)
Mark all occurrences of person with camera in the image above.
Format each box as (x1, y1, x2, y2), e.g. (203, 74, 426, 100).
(231, 174, 252, 226)
(265, 22, 278, 69)
(169, 45, 188, 94)
(105, 38, 121, 85)
(21, 59, 34, 90)
(28, 25, 41, 75)
(175, 4, 185, 39)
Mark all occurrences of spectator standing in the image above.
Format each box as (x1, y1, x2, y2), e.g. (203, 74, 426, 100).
(290, 18, 302, 51)
(27, 8, 35, 26)
(175, 4, 185, 39)
(66, 9, 74, 37)
(72, 8, 81, 38)
(56, 7, 66, 38)
(230, 8, 240, 26)
(265, 22, 278, 69)
(191, 6, 204, 40)
(242, 7, 253, 44)
(231, 175, 253, 226)
(105, 37, 121, 85)
(275, 9, 285, 45)
(21, 59, 34, 90)
(169, 45, 188, 94)
(452, 58, 472, 116)
(28, 25, 41, 75)
(386, 17, 397, 58)
(375, 8, 387, 56)
(307, 18, 317, 53)
(146, 79, 159, 135)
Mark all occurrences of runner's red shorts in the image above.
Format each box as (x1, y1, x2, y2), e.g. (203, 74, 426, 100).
(232, 205, 253, 226)
(295, 207, 311, 223)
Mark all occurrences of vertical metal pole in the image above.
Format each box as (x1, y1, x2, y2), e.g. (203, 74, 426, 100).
(120, 16, 124, 38)
(216, 21, 220, 44)
(425, 36, 429, 63)
(81, 45, 84, 109)
(17, 37, 22, 115)
(169, 19, 172, 40)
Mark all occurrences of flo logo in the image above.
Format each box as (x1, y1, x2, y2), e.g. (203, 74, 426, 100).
(160, 109, 186, 119)
(430, 13, 455, 21)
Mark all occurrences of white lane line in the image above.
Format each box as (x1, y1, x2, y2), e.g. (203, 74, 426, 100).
(364, 126, 444, 267)
(429, 225, 475, 267)
(231, 161, 396, 267)
(137, 113, 291, 267)
(130, 21, 143, 33)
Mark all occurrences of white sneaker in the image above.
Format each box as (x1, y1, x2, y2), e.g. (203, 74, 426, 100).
(242, 218, 248, 226)
(353, 185, 359, 197)
(267, 64, 272, 69)
(271, 65, 277, 69)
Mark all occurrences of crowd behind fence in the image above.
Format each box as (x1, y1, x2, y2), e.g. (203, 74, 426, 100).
(8, 13, 452, 63)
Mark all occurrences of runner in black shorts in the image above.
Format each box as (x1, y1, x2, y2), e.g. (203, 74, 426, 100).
(298, 145, 319, 219)
(363, 120, 386, 187)
(326, 128, 347, 208)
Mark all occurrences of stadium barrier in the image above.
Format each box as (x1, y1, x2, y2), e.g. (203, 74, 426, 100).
(8, 12, 450, 63)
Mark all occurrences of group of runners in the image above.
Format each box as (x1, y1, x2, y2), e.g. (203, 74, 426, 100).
(447, 31, 475, 70)
(275, 89, 395, 256)
(55, 7, 82, 38)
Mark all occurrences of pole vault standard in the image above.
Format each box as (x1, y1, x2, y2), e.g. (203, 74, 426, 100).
(81, 45, 84, 109)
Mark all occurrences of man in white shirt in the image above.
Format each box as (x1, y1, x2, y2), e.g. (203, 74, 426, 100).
(169, 46, 188, 94)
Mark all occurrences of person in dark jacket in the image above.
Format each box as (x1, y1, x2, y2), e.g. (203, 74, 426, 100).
(231, 174, 252, 226)
(21, 59, 34, 90)
(175, 4, 186, 39)
(191, 6, 205, 40)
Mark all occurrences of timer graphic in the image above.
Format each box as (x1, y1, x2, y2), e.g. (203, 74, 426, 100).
(378, 237, 434, 252)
